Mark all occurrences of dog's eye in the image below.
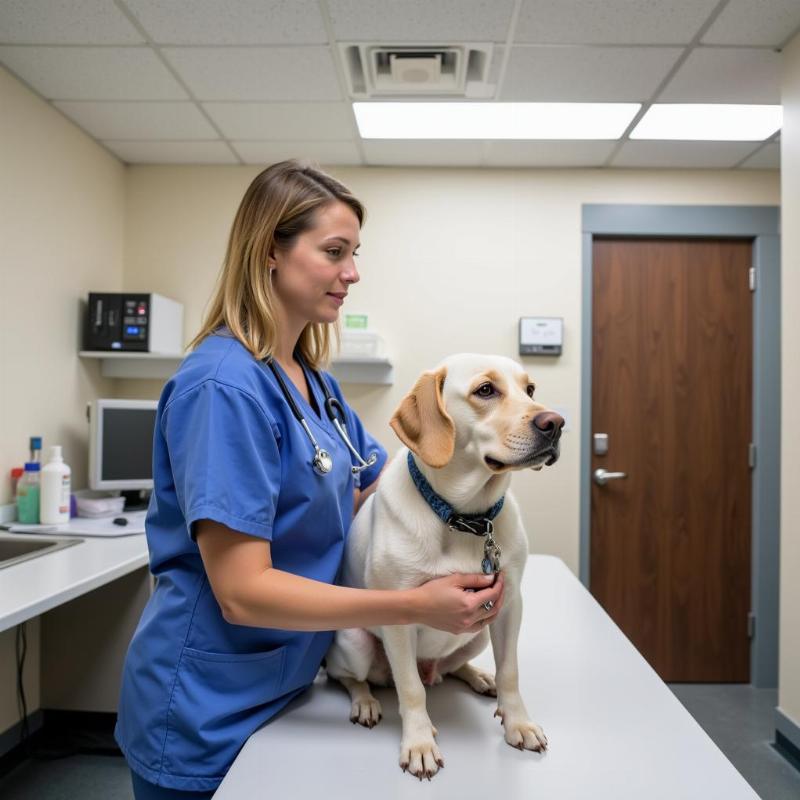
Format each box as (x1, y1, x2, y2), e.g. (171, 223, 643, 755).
(527, 385, 536, 399)
(475, 383, 495, 398)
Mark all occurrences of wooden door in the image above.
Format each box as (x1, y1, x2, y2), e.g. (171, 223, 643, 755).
(590, 237, 752, 682)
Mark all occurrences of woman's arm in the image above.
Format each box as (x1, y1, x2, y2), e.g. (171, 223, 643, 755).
(196, 519, 418, 630)
(195, 509, 506, 635)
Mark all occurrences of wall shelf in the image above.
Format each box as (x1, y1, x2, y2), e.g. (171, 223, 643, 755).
(329, 356, 394, 385)
(79, 352, 395, 384)
(79, 350, 183, 379)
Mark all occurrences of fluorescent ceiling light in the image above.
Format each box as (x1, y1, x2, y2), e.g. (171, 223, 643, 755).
(352, 102, 640, 140)
(631, 104, 782, 141)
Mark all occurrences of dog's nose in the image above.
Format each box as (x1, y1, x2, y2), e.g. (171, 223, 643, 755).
(533, 411, 565, 442)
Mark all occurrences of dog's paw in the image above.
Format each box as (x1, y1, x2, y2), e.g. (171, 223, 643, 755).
(349, 695, 382, 728)
(464, 665, 497, 696)
(399, 734, 445, 780)
(494, 709, 548, 752)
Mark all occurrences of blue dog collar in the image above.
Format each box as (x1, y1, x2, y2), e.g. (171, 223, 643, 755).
(406, 450, 504, 537)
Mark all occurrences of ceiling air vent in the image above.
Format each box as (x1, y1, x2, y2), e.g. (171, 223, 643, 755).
(339, 43, 496, 99)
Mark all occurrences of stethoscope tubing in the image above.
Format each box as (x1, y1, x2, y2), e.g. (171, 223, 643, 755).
(265, 354, 377, 477)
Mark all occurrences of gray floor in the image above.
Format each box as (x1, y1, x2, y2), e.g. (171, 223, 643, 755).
(0, 753, 133, 799)
(0, 685, 798, 798)
(667, 683, 800, 800)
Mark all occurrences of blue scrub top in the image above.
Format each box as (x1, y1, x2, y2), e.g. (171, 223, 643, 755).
(114, 329, 388, 793)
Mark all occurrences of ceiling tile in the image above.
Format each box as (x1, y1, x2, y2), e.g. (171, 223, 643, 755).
(123, 0, 328, 45)
(738, 141, 780, 169)
(231, 140, 362, 166)
(500, 45, 681, 101)
(702, 0, 800, 46)
(328, 0, 515, 41)
(163, 47, 342, 101)
(487, 44, 505, 88)
(361, 139, 485, 166)
(485, 139, 616, 166)
(659, 47, 781, 103)
(0, 0, 144, 44)
(202, 102, 354, 140)
(102, 140, 238, 164)
(611, 139, 758, 168)
(53, 101, 217, 139)
(515, 0, 720, 44)
(0, 45, 187, 99)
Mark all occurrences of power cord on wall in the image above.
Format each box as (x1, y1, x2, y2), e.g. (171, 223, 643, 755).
(15, 623, 30, 750)
(15, 622, 77, 761)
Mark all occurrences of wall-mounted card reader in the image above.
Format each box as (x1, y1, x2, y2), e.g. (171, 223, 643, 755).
(519, 317, 563, 356)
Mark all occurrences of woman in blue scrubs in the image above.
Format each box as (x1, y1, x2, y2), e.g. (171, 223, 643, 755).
(115, 159, 506, 799)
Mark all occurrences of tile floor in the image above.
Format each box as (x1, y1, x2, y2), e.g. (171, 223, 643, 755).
(667, 683, 800, 800)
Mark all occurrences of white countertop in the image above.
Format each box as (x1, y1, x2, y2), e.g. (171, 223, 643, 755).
(0, 530, 149, 633)
(215, 555, 759, 800)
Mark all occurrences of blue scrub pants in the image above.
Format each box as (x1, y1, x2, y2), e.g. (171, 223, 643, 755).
(130, 770, 216, 800)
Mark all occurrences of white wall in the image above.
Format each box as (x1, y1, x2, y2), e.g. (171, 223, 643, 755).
(778, 32, 800, 742)
(119, 164, 779, 575)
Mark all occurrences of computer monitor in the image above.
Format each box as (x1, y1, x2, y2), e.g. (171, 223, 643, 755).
(88, 399, 158, 492)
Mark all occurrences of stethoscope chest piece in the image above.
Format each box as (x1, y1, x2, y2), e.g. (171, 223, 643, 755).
(312, 448, 333, 476)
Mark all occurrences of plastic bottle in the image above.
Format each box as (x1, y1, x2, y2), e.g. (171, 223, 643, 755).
(10, 467, 24, 497)
(16, 463, 41, 524)
(29, 436, 42, 463)
(41, 446, 72, 525)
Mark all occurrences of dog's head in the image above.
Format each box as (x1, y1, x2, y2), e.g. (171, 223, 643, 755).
(389, 353, 564, 471)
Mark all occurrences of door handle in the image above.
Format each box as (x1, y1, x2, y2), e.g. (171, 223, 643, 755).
(593, 468, 627, 486)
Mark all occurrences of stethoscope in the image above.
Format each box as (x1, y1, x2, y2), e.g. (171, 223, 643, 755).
(265, 354, 378, 477)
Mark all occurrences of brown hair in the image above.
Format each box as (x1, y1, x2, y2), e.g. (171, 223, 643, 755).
(188, 158, 366, 369)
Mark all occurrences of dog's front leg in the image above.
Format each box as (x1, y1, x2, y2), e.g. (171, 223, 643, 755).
(380, 625, 445, 780)
(489, 589, 549, 752)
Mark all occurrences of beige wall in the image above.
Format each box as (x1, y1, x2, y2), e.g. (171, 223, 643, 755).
(0, 65, 125, 737)
(119, 164, 779, 575)
(0, 65, 125, 502)
(779, 34, 800, 736)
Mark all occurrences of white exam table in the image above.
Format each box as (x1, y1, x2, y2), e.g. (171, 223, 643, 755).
(214, 555, 759, 800)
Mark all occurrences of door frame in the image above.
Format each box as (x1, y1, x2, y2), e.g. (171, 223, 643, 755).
(580, 204, 781, 688)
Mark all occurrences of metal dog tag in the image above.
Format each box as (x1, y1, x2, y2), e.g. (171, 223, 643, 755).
(483, 534, 501, 574)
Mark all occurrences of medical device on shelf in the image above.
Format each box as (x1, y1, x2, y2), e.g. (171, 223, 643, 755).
(84, 292, 183, 353)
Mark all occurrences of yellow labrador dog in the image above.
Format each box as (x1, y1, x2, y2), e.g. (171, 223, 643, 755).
(324, 353, 564, 780)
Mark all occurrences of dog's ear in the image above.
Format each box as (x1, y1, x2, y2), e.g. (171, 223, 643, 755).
(389, 366, 455, 468)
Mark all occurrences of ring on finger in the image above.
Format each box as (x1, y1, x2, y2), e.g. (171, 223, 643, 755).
(482, 600, 494, 611)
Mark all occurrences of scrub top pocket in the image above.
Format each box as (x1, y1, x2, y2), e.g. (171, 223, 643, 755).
(164, 644, 287, 777)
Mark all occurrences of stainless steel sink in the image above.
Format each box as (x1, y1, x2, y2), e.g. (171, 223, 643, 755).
(0, 533, 83, 569)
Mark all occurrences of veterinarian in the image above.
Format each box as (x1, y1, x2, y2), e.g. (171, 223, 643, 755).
(114, 159, 506, 800)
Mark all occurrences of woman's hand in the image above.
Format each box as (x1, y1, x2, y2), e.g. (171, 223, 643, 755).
(410, 570, 506, 634)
